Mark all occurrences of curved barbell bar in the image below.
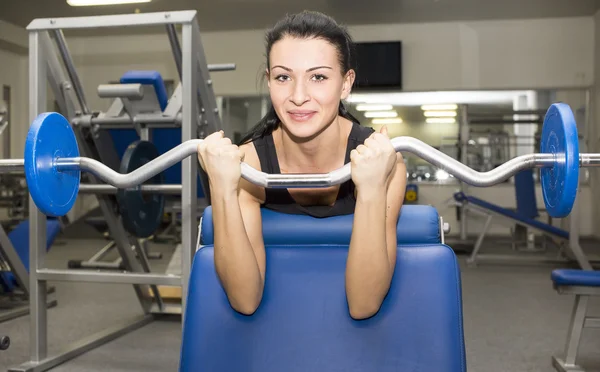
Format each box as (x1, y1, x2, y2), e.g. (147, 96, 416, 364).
(36, 136, 600, 189)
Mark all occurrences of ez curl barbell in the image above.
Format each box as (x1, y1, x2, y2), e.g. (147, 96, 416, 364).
(5, 103, 595, 218)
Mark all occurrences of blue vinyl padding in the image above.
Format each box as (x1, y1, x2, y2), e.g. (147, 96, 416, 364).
(120, 70, 169, 110)
(454, 192, 569, 240)
(0, 219, 61, 292)
(108, 70, 205, 198)
(201, 204, 442, 245)
(180, 205, 466, 372)
(551, 269, 600, 287)
(514, 169, 539, 219)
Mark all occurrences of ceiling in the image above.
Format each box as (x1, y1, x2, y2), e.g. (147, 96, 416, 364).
(2, 0, 600, 33)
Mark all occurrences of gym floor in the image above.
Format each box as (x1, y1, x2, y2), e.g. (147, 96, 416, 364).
(2, 227, 600, 372)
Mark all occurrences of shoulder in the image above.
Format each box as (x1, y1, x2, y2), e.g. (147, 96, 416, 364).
(348, 120, 375, 144)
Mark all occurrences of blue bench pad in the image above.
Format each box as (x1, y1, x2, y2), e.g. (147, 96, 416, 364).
(0, 219, 61, 291)
(201, 204, 442, 246)
(179, 243, 466, 372)
(551, 269, 600, 287)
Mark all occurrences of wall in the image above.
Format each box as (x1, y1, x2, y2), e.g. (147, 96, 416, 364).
(60, 15, 595, 106)
(0, 14, 597, 233)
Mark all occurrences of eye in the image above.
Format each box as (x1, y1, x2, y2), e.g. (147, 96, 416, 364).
(274, 74, 290, 82)
(312, 74, 328, 82)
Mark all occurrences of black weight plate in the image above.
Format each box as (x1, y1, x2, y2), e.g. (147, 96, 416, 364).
(117, 140, 165, 238)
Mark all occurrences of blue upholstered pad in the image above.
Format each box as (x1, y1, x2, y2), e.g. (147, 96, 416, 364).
(454, 192, 569, 240)
(0, 219, 61, 292)
(109, 71, 205, 198)
(120, 70, 169, 110)
(551, 269, 600, 287)
(180, 243, 466, 372)
(200, 204, 442, 245)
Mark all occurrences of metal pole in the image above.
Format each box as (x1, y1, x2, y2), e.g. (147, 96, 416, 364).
(51, 30, 90, 115)
(28, 29, 48, 363)
(78, 184, 182, 194)
(166, 24, 182, 79)
(459, 104, 469, 241)
(181, 20, 199, 325)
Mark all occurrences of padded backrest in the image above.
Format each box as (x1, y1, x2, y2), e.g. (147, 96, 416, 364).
(181, 207, 466, 372)
(200, 204, 442, 245)
(119, 70, 169, 110)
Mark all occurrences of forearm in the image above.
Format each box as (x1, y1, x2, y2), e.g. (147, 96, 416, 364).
(346, 185, 392, 319)
(211, 188, 263, 314)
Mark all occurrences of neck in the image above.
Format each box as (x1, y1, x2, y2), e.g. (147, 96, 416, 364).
(278, 116, 348, 174)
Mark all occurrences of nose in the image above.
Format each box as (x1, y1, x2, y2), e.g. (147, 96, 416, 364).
(290, 80, 309, 106)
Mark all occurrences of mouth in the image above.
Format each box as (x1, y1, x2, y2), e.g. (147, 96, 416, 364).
(288, 111, 317, 122)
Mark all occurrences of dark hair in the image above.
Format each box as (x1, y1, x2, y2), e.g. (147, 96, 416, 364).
(237, 10, 360, 145)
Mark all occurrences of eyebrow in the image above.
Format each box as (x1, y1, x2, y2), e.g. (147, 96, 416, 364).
(271, 65, 333, 72)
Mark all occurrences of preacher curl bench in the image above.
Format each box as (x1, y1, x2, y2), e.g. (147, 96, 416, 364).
(179, 204, 466, 371)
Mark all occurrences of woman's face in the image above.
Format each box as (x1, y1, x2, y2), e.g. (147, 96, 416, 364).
(267, 36, 354, 139)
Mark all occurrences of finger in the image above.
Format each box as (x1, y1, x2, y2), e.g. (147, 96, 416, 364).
(380, 125, 389, 137)
(205, 130, 224, 141)
(350, 149, 359, 162)
(363, 138, 376, 148)
(356, 144, 367, 154)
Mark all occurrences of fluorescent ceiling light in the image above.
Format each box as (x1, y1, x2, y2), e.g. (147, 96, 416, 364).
(371, 118, 403, 125)
(67, 0, 151, 6)
(347, 90, 535, 106)
(426, 118, 456, 124)
(421, 104, 458, 111)
(423, 111, 457, 117)
(364, 111, 398, 118)
(355, 104, 393, 111)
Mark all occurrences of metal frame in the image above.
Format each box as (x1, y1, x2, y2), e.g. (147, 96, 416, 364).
(0, 223, 58, 323)
(451, 191, 596, 270)
(552, 284, 600, 372)
(9, 10, 218, 372)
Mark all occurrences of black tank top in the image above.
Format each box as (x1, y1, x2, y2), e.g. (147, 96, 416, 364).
(252, 122, 375, 218)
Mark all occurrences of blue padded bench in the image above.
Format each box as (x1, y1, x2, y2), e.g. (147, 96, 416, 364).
(108, 70, 205, 198)
(0, 219, 62, 292)
(550, 268, 600, 371)
(180, 205, 466, 372)
(453, 192, 570, 265)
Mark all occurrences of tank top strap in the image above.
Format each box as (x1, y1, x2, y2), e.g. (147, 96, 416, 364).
(252, 135, 293, 205)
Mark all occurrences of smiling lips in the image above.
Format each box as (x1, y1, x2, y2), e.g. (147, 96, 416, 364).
(288, 110, 317, 122)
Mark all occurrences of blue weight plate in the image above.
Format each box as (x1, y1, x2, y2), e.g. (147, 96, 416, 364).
(540, 103, 579, 218)
(24, 112, 80, 217)
(117, 141, 165, 238)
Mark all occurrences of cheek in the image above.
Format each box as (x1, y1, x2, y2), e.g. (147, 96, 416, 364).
(311, 84, 342, 108)
(269, 85, 289, 105)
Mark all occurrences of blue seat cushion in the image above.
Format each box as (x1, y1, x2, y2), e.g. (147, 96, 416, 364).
(180, 243, 466, 372)
(119, 70, 169, 111)
(0, 219, 61, 292)
(551, 269, 600, 287)
(454, 192, 569, 240)
(200, 204, 442, 246)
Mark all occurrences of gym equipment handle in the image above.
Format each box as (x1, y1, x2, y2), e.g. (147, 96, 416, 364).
(8, 137, 600, 189)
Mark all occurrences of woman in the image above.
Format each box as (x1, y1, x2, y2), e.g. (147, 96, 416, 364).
(197, 11, 407, 319)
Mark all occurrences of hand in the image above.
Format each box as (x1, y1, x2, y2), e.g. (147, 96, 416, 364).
(350, 125, 397, 191)
(197, 131, 244, 193)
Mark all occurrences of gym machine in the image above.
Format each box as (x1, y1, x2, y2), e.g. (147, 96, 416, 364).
(7, 10, 227, 372)
(447, 100, 595, 268)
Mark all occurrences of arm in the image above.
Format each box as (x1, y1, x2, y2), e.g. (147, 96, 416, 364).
(346, 152, 406, 319)
(211, 144, 266, 315)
